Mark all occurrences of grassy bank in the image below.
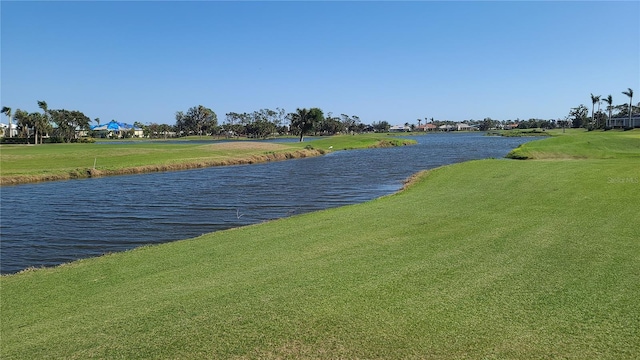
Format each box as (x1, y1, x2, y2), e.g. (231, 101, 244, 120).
(1, 130, 638, 358)
(0, 135, 413, 185)
(487, 128, 552, 137)
(507, 129, 640, 159)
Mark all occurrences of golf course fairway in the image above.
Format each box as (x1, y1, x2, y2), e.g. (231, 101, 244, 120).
(1, 130, 638, 359)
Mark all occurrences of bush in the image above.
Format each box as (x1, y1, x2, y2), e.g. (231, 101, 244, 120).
(0, 137, 29, 144)
(48, 137, 65, 143)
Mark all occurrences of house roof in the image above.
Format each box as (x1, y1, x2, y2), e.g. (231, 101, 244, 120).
(91, 120, 141, 131)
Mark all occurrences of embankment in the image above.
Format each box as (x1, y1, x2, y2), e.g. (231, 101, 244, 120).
(0, 149, 325, 186)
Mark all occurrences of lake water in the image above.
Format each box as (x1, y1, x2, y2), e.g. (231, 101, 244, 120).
(0, 133, 540, 274)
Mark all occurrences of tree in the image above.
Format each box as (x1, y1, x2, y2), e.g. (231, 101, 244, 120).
(12, 109, 30, 138)
(603, 95, 613, 128)
(559, 116, 570, 133)
(594, 111, 607, 129)
(622, 88, 634, 128)
(317, 112, 345, 135)
(569, 105, 589, 128)
(351, 116, 361, 133)
(372, 121, 390, 132)
(223, 112, 248, 137)
(417, 118, 422, 130)
(37, 100, 48, 114)
(31, 112, 51, 144)
(340, 114, 354, 133)
(36, 100, 51, 144)
(479, 117, 496, 131)
(289, 107, 323, 142)
(50, 109, 91, 142)
(175, 105, 217, 136)
(274, 107, 287, 129)
(590, 93, 601, 129)
(1, 106, 12, 138)
(174, 111, 185, 135)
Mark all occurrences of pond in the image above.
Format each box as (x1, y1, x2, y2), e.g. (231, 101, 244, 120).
(0, 133, 540, 274)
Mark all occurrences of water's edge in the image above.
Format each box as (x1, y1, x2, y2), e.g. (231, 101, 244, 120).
(0, 133, 541, 274)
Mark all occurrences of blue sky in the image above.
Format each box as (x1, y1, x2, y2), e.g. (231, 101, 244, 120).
(2, 1, 639, 126)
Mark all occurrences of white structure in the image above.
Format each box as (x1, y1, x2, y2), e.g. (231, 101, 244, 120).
(438, 125, 454, 131)
(0, 122, 18, 137)
(389, 125, 410, 132)
(608, 114, 640, 128)
(91, 120, 144, 138)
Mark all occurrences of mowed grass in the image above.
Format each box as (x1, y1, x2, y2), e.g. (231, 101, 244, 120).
(0, 135, 409, 184)
(507, 129, 640, 159)
(1, 130, 639, 358)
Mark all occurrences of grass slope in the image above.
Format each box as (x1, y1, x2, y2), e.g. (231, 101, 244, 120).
(2, 131, 639, 358)
(507, 130, 640, 159)
(0, 135, 413, 185)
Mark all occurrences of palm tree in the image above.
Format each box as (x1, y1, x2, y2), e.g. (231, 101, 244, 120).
(417, 118, 422, 130)
(37, 100, 48, 113)
(603, 95, 613, 128)
(37, 101, 49, 144)
(291, 108, 313, 142)
(33, 113, 51, 145)
(590, 93, 600, 129)
(622, 88, 634, 128)
(2, 106, 12, 138)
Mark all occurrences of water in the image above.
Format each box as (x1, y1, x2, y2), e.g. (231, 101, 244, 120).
(0, 133, 539, 274)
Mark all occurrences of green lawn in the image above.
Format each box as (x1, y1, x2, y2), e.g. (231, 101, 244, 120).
(0, 134, 412, 185)
(1, 130, 638, 358)
(507, 129, 640, 159)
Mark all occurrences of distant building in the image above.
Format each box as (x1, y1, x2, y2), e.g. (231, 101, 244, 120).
(0, 123, 18, 137)
(91, 120, 144, 138)
(416, 124, 437, 132)
(389, 125, 410, 132)
(608, 114, 640, 128)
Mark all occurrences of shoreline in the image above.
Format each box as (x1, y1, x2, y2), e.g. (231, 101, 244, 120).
(0, 137, 415, 187)
(0, 148, 325, 186)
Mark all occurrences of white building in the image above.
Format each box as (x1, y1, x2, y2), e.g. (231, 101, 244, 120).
(389, 125, 410, 132)
(608, 114, 640, 128)
(0, 123, 19, 137)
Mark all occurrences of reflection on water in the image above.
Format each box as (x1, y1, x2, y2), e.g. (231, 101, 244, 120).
(0, 133, 540, 273)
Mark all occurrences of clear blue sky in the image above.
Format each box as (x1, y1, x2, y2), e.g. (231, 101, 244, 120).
(2, 1, 639, 125)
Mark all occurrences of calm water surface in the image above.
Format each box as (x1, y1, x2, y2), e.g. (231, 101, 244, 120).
(0, 133, 540, 273)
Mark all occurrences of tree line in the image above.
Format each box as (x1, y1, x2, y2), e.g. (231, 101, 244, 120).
(167, 105, 367, 142)
(1, 101, 91, 144)
(3, 89, 636, 143)
(566, 88, 637, 130)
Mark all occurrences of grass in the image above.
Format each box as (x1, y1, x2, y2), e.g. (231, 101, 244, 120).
(507, 129, 640, 159)
(488, 128, 553, 137)
(0, 134, 413, 185)
(1, 130, 639, 358)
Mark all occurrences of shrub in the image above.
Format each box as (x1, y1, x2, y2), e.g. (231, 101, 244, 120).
(48, 137, 64, 143)
(0, 137, 29, 144)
